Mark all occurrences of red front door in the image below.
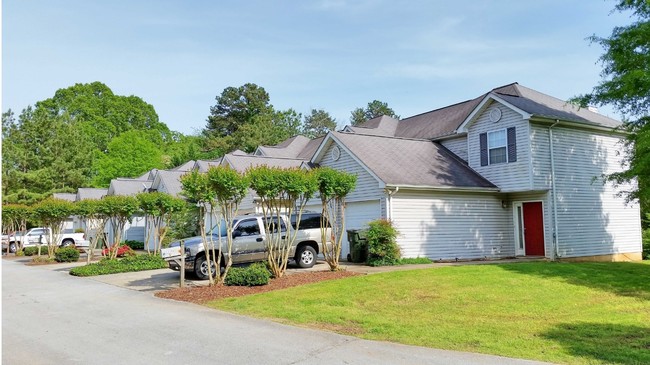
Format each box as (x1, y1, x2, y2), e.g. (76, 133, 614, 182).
(523, 202, 545, 256)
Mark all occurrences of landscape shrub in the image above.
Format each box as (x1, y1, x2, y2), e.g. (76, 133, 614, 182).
(123, 240, 144, 250)
(366, 219, 401, 266)
(69, 254, 167, 277)
(55, 247, 80, 262)
(224, 262, 271, 286)
(23, 246, 47, 256)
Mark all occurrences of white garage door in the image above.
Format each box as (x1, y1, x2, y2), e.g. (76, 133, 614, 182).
(341, 200, 381, 260)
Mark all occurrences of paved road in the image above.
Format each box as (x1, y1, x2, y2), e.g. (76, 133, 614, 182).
(2, 259, 552, 365)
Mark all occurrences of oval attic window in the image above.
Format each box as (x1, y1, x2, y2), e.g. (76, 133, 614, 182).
(331, 146, 341, 161)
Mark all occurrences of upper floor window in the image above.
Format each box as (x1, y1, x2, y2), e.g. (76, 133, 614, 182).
(480, 127, 517, 166)
(488, 130, 507, 164)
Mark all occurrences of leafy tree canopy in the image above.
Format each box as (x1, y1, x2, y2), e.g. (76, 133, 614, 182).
(92, 130, 165, 187)
(302, 109, 337, 138)
(350, 100, 399, 126)
(203, 83, 303, 154)
(575, 0, 650, 206)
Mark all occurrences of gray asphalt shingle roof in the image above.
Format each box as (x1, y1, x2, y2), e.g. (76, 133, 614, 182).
(170, 160, 196, 172)
(492, 83, 621, 128)
(77, 188, 108, 201)
(53, 193, 77, 202)
(223, 154, 306, 173)
(257, 135, 312, 158)
(108, 179, 151, 196)
(331, 132, 496, 189)
(348, 83, 621, 140)
(347, 115, 400, 137)
(156, 170, 186, 197)
(195, 159, 223, 173)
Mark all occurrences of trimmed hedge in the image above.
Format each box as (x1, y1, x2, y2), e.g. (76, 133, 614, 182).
(23, 246, 48, 256)
(69, 254, 167, 277)
(55, 247, 80, 262)
(124, 240, 144, 250)
(225, 262, 271, 286)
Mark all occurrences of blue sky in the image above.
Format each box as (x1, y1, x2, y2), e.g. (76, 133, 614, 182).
(3, 1, 631, 135)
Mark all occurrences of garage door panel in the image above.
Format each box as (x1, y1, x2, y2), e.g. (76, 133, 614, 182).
(341, 200, 381, 259)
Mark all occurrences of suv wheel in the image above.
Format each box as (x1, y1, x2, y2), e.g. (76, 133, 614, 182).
(9, 242, 17, 253)
(295, 245, 316, 268)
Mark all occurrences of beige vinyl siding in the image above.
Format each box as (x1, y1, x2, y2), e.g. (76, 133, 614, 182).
(548, 127, 641, 257)
(530, 124, 552, 190)
(468, 103, 531, 191)
(440, 136, 468, 162)
(391, 190, 513, 260)
(319, 142, 384, 202)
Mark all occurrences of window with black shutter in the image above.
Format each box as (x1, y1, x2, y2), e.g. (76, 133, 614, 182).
(480, 127, 516, 165)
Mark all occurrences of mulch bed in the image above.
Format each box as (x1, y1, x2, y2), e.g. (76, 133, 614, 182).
(155, 270, 361, 304)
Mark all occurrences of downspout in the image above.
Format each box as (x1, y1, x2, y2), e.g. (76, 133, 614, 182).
(549, 120, 561, 261)
(386, 187, 399, 220)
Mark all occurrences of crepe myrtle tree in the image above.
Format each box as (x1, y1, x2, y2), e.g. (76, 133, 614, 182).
(180, 169, 218, 285)
(137, 192, 186, 255)
(315, 167, 357, 271)
(248, 166, 317, 278)
(75, 199, 109, 264)
(31, 198, 76, 258)
(2, 204, 31, 253)
(99, 195, 140, 260)
(206, 166, 249, 284)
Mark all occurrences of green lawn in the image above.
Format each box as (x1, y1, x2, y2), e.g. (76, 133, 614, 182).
(209, 262, 650, 364)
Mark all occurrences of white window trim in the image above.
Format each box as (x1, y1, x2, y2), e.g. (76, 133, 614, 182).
(487, 128, 508, 165)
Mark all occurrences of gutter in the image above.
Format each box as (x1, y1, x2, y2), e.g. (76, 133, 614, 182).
(385, 187, 399, 220)
(549, 120, 561, 260)
(385, 184, 500, 193)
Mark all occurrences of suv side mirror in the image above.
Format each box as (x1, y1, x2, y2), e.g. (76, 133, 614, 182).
(232, 231, 242, 238)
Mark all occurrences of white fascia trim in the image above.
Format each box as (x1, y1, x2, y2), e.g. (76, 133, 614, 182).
(457, 93, 533, 133)
(386, 184, 500, 193)
(310, 132, 335, 164)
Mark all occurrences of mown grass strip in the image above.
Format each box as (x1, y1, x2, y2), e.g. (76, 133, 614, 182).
(209, 261, 650, 365)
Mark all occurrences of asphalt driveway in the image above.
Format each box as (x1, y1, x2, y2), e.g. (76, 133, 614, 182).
(2, 258, 552, 365)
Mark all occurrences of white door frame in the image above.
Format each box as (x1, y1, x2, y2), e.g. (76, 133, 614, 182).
(512, 200, 545, 256)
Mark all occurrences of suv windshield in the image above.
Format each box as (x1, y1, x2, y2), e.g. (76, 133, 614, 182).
(207, 219, 242, 237)
(208, 220, 227, 236)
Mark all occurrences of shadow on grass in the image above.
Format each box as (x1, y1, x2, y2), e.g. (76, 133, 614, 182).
(543, 322, 650, 364)
(498, 262, 650, 300)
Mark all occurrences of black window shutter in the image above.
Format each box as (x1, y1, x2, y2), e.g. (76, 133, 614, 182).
(479, 133, 488, 166)
(507, 127, 517, 162)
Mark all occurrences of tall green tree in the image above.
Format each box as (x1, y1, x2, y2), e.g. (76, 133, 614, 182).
(2, 82, 182, 203)
(92, 130, 165, 187)
(203, 83, 304, 154)
(350, 100, 400, 126)
(35, 81, 169, 151)
(205, 83, 273, 138)
(302, 109, 337, 138)
(575, 0, 650, 206)
(2, 108, 94, 199)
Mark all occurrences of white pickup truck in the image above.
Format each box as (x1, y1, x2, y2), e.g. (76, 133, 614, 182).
(162, 212, 330, 280)
(2, 227, 90, 253)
